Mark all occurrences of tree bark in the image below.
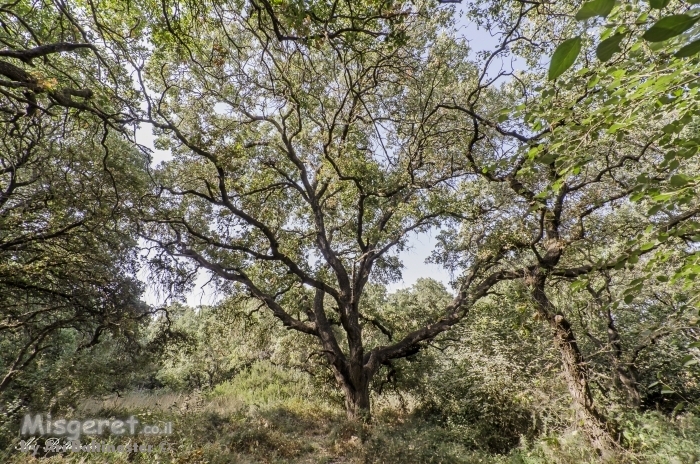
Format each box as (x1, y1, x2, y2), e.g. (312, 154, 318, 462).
(308, 289, 373, 421)
(327, 360, 372, 420)
(531, 277, 620, 458)
(606, 311, 642, 408)
(549, 313, 619, 458)
(341, 372, 371, 421)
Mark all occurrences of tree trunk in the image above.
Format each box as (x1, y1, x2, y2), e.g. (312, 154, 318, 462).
(606, 308, 642, 408)
(531, 278, 619, 458)
(342, 377, 371, 421)
(310, 289, 373, 421)
(549, 313, 620, 459)
(615, 364, 642, 408)
(331, 363, 371, 421)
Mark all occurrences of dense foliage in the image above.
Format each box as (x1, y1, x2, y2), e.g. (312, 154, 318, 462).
(1, 0, 700, 462)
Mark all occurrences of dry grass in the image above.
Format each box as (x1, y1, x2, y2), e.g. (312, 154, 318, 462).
(7, 387, 498, 464)
(7, 372, 700, 464)
(79, 391, 204, 415)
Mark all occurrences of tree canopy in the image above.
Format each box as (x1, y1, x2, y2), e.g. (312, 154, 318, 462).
(1, 0, 700, 459)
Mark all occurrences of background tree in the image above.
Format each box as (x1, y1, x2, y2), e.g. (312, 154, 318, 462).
(416, 0, 700, 454)
(0, 0, 158, 433)
(0, 111, 153, 410)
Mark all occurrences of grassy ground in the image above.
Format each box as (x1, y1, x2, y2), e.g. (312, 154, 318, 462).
(5, 372, 700, 463)
(8, 389, 502, 464)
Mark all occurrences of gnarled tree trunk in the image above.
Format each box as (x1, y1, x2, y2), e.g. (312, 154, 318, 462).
(531, 276, 620, 458)
(338, 370, 371, 421)
(309, 289, 374, 421)
(549, 312, 620, 458)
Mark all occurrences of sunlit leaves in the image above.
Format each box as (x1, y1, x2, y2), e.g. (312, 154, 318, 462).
(675, 38, 700, 57)
(575, 0, 615, 20)
(548, 37, 582, 80)
(642, 15, 700, 42)
(596, 33, 625, 61)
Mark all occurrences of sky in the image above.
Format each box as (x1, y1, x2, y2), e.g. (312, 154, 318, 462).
(136, 3, 513, 307)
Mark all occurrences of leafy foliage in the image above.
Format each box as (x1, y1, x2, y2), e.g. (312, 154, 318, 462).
(2, 0, 700, 461)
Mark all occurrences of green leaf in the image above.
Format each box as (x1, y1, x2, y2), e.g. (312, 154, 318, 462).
(649, 0, 671, 8)
(576, 0, 615, 20)
(624, 294, 635, 304)
(643, 15, 700, 42)
(661, 386, 675, 394)
(549, 37, 582, 80)
(652, 192, 675, 201)
(537, 153, 557, 165)
(673, 402, 685, 414)
(682, 355, 698, 367)
(675, 38, 700, 57)
(689, 342, 700, 349)
(597, 34, 625, 61)
(648, 204, 663, 215)
(670, 174, 691, 187)
(607, 122, 624, 133)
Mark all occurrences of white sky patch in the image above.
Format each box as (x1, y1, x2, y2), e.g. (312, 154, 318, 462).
(386, 230, 453, 294)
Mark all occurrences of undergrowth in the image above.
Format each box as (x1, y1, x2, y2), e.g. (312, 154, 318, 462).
(4, 362, 700, 463)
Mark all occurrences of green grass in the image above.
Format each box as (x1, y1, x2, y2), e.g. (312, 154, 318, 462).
(4, 363, 700, 463)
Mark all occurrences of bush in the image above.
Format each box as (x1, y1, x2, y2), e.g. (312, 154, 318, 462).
(209, 360, 314, 408)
